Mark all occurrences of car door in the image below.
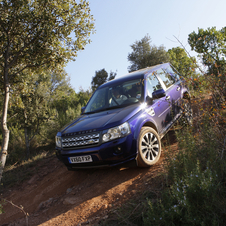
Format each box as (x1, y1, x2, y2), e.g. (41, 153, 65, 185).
(155, 67, 181, 121)
(164, 65, 183, 117)
(146, 72, 173, 133)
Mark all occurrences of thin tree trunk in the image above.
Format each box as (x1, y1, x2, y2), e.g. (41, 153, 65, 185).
(0, 84, 10, 183)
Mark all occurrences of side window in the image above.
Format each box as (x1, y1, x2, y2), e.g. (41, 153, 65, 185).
(164, 66, 181, 82)
(155, 68, 175, 89)
(146, 73, 162, 98)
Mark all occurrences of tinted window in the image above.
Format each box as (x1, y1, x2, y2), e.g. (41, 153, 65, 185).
(124, 79, 144, 99)
(164, 66, 181, 82)
(155, 68, 174, 89)
(84, 79, 144, 113)
(146, 73, 162, 98)
(85, 87, 107, 112)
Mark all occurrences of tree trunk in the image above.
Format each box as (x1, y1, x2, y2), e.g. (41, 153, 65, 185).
(0, 84, 10, 183)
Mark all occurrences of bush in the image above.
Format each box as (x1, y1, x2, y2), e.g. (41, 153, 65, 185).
(143, 126, 225, 225)
(142, 81, 226, 225)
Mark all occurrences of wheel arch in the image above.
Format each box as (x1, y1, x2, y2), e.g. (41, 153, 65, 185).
(132, 118, 159, 153)
(142, 121, 158, 133)
(132, 117, 158, 141)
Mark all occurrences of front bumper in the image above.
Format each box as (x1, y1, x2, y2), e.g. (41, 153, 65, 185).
(56, 134, 137, 169)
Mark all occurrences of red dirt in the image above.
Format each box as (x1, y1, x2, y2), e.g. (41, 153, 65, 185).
(0, 131, 178, 226)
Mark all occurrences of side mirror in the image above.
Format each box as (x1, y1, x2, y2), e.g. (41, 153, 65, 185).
(81, 106, 86, 114)
(146, 96, 153, 104)
(152, 89, 166, 99)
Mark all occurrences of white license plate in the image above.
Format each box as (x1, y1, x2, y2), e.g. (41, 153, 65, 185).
(69, 155, 92, 164)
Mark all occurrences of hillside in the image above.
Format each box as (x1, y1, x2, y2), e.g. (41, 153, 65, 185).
(0, 130, 178, 226)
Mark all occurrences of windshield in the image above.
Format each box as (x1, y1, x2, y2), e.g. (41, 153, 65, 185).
(84, 79, 144, 114)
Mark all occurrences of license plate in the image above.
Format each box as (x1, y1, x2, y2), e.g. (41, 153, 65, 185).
(69, 155, 92, 164)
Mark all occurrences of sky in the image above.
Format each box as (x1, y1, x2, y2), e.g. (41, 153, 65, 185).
(65, 0, 226, 92)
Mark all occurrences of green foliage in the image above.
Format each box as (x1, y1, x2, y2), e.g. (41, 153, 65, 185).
(0, 0, 95, 77)
(188, 27, 226, 76)
(0, 0, 95, 181)
(188, 27, 226, 100)
(7, 70, 65, 158)
(91, 69, 117, 91)
(10, 71, 51, 125)
(142, 123, 225, 225)
(127, 34, 169, 72)
(51, 88, 91, 129)
(7, 125, 25, 164)
(101, 27, 226, 226)
(101, 117, 226, 226)
(167, 47, 201, 93)
(141, 28, 226, 223)
(168, 47, 197, 78)
(1, 68, 92, 164)
(77, 89, 92, 107)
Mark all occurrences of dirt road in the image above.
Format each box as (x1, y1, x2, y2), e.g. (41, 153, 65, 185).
(0, 131, 178, 226)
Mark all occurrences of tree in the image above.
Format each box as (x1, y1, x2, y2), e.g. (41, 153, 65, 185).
(188, 27, 226, 75)
(51, 87, 91, 129)
(9, 70, 53, 158)
(0, 0, 95, 182)
(91, 69, 116, 91)
(127, 34, 169, 72)
(108, 71, 117, 81)
(167, 47, 197, 78)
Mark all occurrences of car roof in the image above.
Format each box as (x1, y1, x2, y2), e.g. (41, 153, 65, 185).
(99, 63, 171, 89)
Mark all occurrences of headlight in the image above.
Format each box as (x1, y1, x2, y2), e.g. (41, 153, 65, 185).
(55, 136, 62, 147)
(102, 122, 131, 143)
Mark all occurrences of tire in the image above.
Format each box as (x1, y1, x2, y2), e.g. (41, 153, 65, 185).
(181, 99, 193, 126)
(136, 127, 161, 167)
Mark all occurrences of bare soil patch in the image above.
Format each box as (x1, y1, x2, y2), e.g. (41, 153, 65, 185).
(0, 130, 178, 226)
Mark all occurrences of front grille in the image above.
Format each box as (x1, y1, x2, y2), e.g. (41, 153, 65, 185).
(62, 133, 100, 148)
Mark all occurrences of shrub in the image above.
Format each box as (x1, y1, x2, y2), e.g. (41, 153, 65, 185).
(143, 94, 226, 225)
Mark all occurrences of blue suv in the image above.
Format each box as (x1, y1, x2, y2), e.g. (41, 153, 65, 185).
(55, 63, 192, 170)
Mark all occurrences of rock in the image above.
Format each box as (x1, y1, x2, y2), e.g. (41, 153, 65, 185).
(37, 198, 54, 211)
(66, 187, 73, 194)
(63, 196, 78, 205)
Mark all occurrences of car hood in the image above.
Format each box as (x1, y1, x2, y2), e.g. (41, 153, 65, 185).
(61, 104, 142, 135)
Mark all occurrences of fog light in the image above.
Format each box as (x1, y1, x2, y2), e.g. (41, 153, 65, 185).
(114, 146, 123, 154)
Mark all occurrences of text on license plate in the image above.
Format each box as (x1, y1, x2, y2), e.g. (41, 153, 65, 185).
(69, 155, 92, 163)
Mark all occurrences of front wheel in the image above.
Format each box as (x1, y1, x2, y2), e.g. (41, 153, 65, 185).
(136, 127, 161, 167)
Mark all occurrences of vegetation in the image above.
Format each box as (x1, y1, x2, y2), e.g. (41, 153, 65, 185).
(100, 26, 226, 225)
(1, 20, 226, 225)
(0, 0, 95, 182)
(188, 27, 226, 76)
(127, 34, 169, 72)
(167, 47, 197, 78)
(91, 69, 117, 92)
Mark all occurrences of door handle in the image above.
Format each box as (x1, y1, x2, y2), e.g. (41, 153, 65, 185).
(166, 95, 170, 100)
(177, 86, 180, 91)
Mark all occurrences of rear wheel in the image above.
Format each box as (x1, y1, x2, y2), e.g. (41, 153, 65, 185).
(136, 127, 161, 167)
(181, 99, 193, 126)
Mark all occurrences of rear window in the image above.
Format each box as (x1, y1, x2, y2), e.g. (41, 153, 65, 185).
(154, 68, 175, 89)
